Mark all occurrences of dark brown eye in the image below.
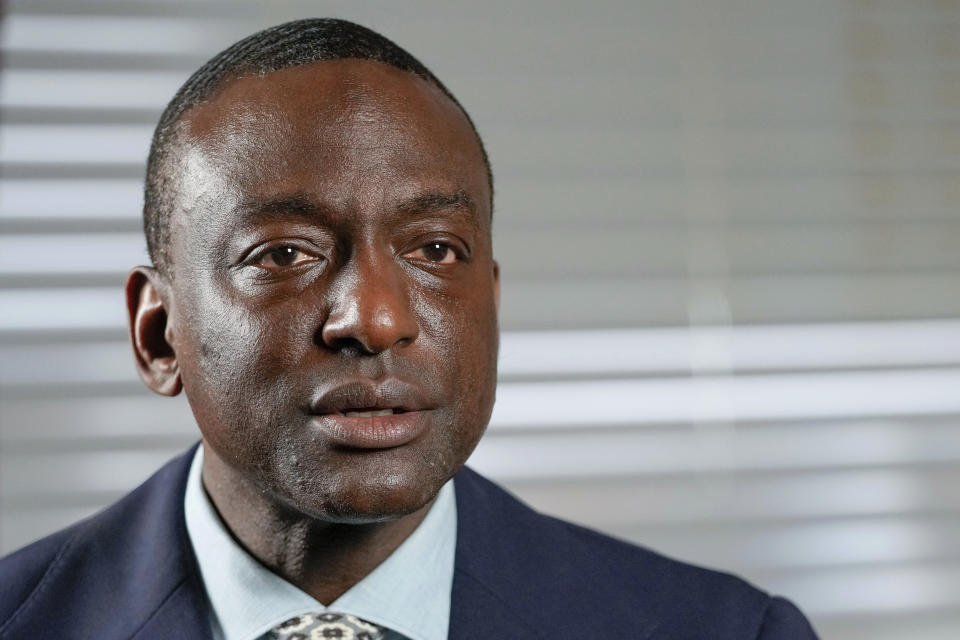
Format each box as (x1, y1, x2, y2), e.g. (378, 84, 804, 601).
(254, 246, 315, 269)
(422, 243, 453, 263)
(407, 242, 457, 265)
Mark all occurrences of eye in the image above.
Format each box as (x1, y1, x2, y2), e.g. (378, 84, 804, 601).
(252, 245, 319, 269)
(405, 242, 459, 265)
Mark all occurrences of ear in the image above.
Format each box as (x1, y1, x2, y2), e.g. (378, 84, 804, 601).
(493, 260, 500, 314)
(126, 266, 182, 396)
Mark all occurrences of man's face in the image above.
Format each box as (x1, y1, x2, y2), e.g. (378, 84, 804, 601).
(162, 59, 498, 522)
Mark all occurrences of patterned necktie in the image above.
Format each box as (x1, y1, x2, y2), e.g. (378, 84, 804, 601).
(268, 612, 386, 640)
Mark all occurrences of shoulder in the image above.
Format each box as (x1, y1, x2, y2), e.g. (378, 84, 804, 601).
(539, 513, 816, 638)
(0, 522, 83, 627)
(453, 467, 818, 639)
(0, 448, 200, 638)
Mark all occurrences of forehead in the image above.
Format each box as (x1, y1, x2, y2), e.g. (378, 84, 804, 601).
(175, 59, 490, 217)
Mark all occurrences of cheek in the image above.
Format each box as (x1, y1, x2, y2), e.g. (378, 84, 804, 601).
(416, 280, 499, 418)
(187, 278, 304, 372)
(174, 287, 309, 440)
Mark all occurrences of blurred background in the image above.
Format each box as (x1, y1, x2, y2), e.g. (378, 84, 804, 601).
(1, 0, 959, 637)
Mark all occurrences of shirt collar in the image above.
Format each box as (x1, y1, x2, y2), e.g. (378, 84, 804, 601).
(184, 444, 457, 640)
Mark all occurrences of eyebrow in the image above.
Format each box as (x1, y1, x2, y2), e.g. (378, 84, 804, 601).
(234, 195, 326, 225)
(395, 189, 477, 217)
(234, 189, 479, 227)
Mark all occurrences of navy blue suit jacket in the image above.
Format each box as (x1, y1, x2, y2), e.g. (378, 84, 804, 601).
(0, 448, 817, 639)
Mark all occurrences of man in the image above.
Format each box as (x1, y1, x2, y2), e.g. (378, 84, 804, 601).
(0, 18, 817, 639)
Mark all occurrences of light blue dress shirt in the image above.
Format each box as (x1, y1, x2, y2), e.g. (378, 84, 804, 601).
(184, 445, 457, 640)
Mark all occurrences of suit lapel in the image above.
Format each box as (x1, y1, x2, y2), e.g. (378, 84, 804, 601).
(448, 467, 660, 640)
(115, 444, 212, 639)
(130, 574, 211, 639)
(449, 467, 545, 639)
(449, 468, 540, 640)
(122, 444, 212, 639)
(449, 569, 545, 639)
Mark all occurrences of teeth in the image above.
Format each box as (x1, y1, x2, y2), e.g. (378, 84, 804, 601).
(343, 409, 395, 418)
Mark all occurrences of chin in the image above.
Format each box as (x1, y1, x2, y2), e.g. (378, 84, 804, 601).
(273, 453, 453, 524)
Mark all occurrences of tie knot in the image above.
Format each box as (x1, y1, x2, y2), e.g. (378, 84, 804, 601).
(269, 612, 386, 640)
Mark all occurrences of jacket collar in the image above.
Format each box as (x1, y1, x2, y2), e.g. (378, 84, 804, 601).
(11, 447, 659, 639)
(118, 445, 213, 639)
(449, 466, 660, 640)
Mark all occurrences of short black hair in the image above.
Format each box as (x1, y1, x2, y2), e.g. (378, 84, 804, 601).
(144, 17, 492, 275)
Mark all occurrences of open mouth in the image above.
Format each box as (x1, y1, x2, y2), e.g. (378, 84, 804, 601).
(310, 406, 428, 449)
(307, 379, 432, 447)
(338, 408, 408, 418)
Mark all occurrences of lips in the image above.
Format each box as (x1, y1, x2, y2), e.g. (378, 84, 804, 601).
(308, 378, 434, 449)
(342, 408, 396, 418)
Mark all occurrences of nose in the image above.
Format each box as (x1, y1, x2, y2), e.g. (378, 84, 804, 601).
(319, 250, 419, 354)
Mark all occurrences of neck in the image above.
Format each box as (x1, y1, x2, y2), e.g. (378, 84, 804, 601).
(200, 444, 434, 605)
